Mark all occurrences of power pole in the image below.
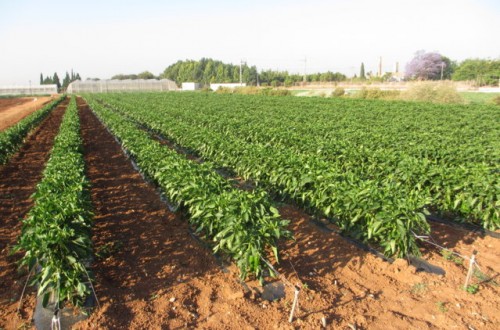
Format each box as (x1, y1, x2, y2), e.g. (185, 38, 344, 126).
(239, 60, 247, 86)
(378, 56, 382, 77)
(302, 56, 307, 83)
(440, 62, 444, 80)
(240, 60, 243, 85)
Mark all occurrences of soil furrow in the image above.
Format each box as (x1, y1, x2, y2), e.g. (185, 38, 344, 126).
(0, 97, 69, 329)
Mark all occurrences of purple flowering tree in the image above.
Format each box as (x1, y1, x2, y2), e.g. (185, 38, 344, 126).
(405, 51, 446, 80)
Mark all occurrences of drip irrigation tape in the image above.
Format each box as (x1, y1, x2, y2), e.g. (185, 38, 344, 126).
(426, 215, 500, 239)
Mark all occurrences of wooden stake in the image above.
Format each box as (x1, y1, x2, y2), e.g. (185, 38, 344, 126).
(289, 287, 300, 323)
(464, 250, 478, 289)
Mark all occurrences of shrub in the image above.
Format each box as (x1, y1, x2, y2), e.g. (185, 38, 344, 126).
(233, 86, 260, 95)
(213, 86, 291, 96)
(401, 82, 464, 104)
(355, 87, 400, 100)
(260, 88, 291, 96)
(331, 87, 345, 97)
(214, 86, 233, 94)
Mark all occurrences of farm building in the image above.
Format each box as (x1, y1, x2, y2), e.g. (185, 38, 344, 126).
(0, 84, 57, 96)
(66, 79, 178, 93)
(182, 82, 202, 91)
(210, 83, 246, 91)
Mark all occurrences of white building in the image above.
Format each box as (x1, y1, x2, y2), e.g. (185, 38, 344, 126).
(182, 82, 202, 91)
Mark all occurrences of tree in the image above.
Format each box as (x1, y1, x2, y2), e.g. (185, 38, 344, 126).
(452, 59, 500, 86)
(137, 71, 156, 79)
(62, 72, 71, 89)
(360, 63, 366, 80)
(441, 56, 456, 80)
(40, 73, 43, 85)
(405, 50, 449, 80)
(53, 73, 61, 91)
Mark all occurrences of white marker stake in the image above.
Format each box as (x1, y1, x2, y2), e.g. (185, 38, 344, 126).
(464, 250, 478, 289)
(289, 287, 300, 323)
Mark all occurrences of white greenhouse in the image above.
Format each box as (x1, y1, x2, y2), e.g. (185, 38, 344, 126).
(0, 84, 57, 96)
(67, 79, 178, 94)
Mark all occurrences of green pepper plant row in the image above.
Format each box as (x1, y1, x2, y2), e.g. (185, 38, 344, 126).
(101, 93, 499, 232)
(84, 96, 291, 282)
(92, 95, 432, 257)
(0, 95, 66, 164)
(95, 93, 499, 256)
(15, 97, 93, 308)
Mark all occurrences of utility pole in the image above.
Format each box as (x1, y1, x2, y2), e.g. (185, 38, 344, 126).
(239, 60, 247, 86)
(240, 60, 243, 85)
(440, 62, 444, 80)
(301, 56, 307, 83)
(378, 56, 382, 77)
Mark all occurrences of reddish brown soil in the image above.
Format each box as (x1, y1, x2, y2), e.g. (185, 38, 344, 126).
(0, 97, 55, 131)
(0, 98, 32, 112)
(0, 98, 69, 329)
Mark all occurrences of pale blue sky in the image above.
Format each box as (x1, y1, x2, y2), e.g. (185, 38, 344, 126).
(0, 0, 499, 84)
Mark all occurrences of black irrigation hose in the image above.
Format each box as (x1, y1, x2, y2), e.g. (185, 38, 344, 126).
(426, 215, 500, 239)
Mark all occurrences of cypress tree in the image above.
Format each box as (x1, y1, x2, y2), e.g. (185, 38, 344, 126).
(53, 73, 61, 91)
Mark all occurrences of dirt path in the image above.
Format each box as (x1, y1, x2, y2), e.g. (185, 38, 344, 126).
(0, 97, 55, 131)
(0, 98, 69, 329)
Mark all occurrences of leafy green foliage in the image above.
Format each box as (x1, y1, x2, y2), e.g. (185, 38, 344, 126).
(452, 59, 500, 86)
(464, 284, 479, 294)
(90, 92, 499, 257)
(84, 96, 291, 282)
(14, 97, 93, 308)
(159, 58, 346, 86)
(0, 96, 65, 164)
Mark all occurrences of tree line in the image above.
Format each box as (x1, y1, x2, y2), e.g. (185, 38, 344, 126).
(159, 58, 346, 86)
(40, 70, 81, 91)
(102, 55, 500, 87)
(109, 58, 346, 87)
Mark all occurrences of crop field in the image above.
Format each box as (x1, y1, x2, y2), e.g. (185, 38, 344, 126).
(0, 93, 499, 329)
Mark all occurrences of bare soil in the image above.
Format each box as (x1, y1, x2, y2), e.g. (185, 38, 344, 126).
(0, 96, 55, 131)
(0, 98, 69, 329)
